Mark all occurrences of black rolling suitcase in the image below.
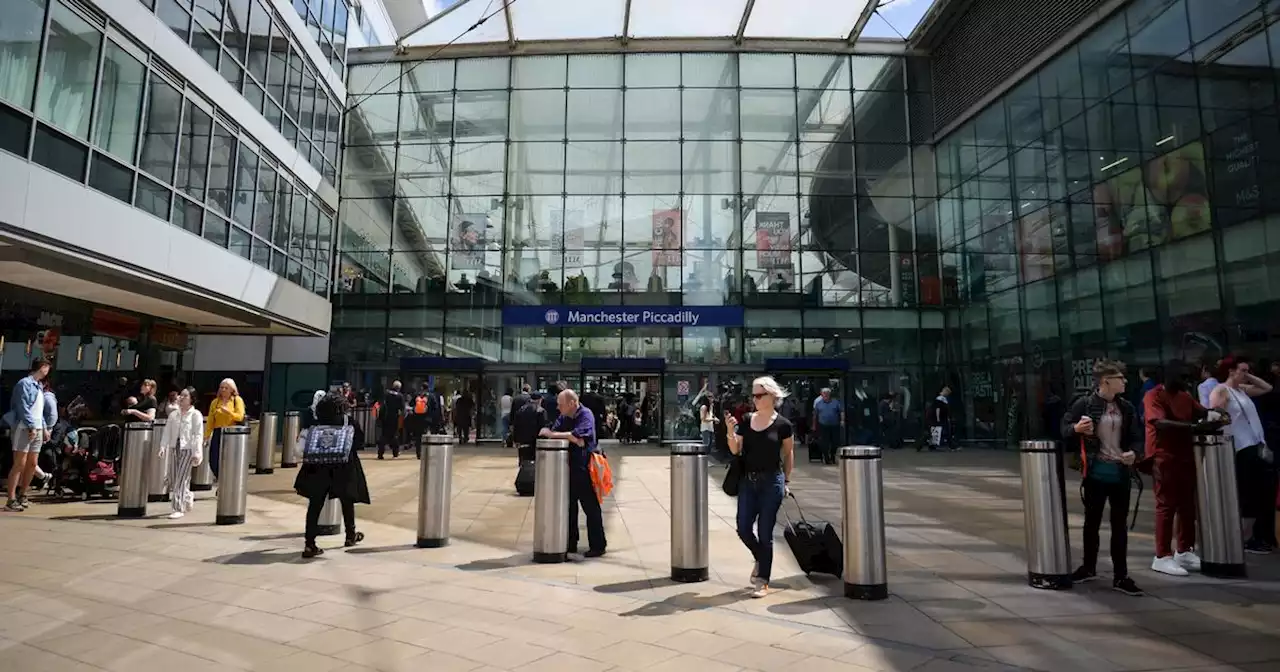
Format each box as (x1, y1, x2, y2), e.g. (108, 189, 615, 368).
(781, 493, 843, 576)
(807, 440, 823, 463)
(515, 460, 535, 496)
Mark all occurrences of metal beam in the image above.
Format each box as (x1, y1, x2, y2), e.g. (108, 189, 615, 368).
(847, 0, 882, 44)
(735, 0, 757, 44)
(621, 0, 633, 44)
(395, 0, 481, 45)
(502, 0, 516, 48)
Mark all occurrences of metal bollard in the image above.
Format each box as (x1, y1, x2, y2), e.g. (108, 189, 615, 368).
(840, 445, 888, 600)
(670, 442, 709, 582)
(146, 418, 170, 503)
(354, 406, 374, 448)
(1195, 432, 1246, 578)
(191, 450, 215, 491)
(281, 411, 301, 468)
(533, 438, 570, 563)
(416, 435, 454, 547)
(1020, 439, 1072, 589)
(317, 498, 341, 535)
(118, 422, 153, 518)
(254, 412, 277, 474)
(215, 426, 251, 525)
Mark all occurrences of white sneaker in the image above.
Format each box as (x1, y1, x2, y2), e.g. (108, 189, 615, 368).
(750, 584, 771, 598)
(167, 511, 185, 520)
(1151, 555, 1188, 576)
(1175, 550, 1202, 571)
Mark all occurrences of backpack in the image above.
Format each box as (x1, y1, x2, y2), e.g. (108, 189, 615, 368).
(414, 395, 427, 415)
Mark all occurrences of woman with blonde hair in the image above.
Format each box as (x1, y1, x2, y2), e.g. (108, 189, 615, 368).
(725, 376, 795, 598)
(205, 378, 245, 479)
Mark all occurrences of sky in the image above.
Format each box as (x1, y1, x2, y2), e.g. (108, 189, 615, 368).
(417, 0, 938, 41)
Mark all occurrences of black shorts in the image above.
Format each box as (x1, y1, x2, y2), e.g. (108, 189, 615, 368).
(1234, 444, 1275, 519)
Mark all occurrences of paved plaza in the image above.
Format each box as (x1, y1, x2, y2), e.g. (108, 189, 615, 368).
(1, 445, 1278, 672)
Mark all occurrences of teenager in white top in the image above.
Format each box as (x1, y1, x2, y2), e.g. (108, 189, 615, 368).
(700, 393, 717, 454)
(1208, 356, 1275, 554)
(1197, 360, 1220, 409)
(158, 387, 204, 519)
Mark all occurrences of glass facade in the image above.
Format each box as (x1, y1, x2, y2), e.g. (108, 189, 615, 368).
(935, 0, 1280, 443)
(337, 52, 936, 442)
(0, 0, 334, 297)
(141, 0, 344, 182)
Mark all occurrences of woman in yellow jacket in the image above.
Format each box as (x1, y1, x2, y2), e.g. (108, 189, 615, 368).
(205, 378, 245, 478)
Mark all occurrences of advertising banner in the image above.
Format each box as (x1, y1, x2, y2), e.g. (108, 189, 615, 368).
(652, 209, 681, 267)
(1093, 141, 1211, 260)
(451, 213, 489, 269)
(755, 212, 792, 268)
(502, 305, 745, 328)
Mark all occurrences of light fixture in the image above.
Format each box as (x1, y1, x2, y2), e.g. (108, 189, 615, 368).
(25, 339, 32, 356)
(76, 344, 84, 362)
(115, 349, 122, 368)
(134, 354, 140, 369)
(95, 349, 103, 372)
(1099, 157, 1129, 173)
(1156, 135, 1175, 147)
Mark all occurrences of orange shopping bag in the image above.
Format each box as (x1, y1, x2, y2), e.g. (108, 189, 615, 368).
(589, 452, 614, 503)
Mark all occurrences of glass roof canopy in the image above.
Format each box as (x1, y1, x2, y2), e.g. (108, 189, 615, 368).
(399, 0, 935, 48)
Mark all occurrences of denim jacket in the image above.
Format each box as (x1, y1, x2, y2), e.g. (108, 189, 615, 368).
(2, 376, 44, 429)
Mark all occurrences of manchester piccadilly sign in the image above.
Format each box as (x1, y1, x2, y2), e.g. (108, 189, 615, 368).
(502, 305, 745, 328)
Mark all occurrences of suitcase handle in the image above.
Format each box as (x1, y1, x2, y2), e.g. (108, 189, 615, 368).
(779, 491, 808, 530)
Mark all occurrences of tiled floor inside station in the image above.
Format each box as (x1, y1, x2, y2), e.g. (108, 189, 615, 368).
(1, 445, 1278, 671)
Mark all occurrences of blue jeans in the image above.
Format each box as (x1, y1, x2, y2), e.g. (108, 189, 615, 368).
(701, 430, 714, 453)
(736, 470, 786, 582)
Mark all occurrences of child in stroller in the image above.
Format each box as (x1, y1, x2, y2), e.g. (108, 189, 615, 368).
(53, 425, 120, 500)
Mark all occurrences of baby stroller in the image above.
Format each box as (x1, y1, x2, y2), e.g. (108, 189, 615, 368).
(59, 425, 120, 500)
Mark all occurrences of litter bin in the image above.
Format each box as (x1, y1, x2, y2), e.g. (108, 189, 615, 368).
(281, 411, 301, 468)
(146, 418, 170, 503)
(840, 445, 888, 600)
(1195, 432, 1247, 578)
(670, 442, 709, 582)
(118, 422, 153, 518)
(416, 435, 455, 547)
(1020, 439, 1072, 589)
(215, 426, 250, 525)
(533, 438, 570, 563)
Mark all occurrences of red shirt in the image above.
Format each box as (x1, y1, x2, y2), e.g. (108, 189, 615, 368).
(1144, 385, 1202, 459)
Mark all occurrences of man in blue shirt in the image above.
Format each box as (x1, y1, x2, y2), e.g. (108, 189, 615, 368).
(812, 388, 845, 463)
(540, 389, 606, 557)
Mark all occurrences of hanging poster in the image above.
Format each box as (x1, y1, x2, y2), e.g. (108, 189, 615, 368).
(451, 214, 489, 269)
(652, 209, 681, 267)
(755, 212, 792, 268)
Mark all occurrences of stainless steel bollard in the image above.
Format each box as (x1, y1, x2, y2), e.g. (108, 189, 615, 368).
(118, 422, 153, 518)
(255, 412, 278, 474)
(1195, 432, 1246, 578)
(215, 426, 251, 525)
(191, 450, 215, 491)
(670, 442, 709, 582)
(317, 498, 341, 535)
(533, 438, 570, 563)
(840, 445, 888, 600)
(145, 418, 170, 503)
(1020, 439, 1073, 589)
(416, 435, 454, 547)
(281, 411, 301, 468)
(354, 406, 374, 448)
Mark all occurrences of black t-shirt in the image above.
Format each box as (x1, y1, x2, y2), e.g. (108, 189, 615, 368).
(736, 413, 792, 474)
(132, 395, 157, 416)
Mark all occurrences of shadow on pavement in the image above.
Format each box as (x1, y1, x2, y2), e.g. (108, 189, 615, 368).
(455, 553, 531, 571)
(344, 543, 419, 555)
(205, 549, 304, 565)
(239, 532, 305, 541)
(49, 513, 124, 522)
(594, 577, 673, 594)
(145, 521, 216, 529)
(620, 589, 754, 617)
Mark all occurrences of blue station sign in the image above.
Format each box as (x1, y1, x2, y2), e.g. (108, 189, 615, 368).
(502, 305, 745, 328)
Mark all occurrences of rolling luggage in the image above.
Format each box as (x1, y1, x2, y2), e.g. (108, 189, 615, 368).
(515, 459, 535, 496)
(807, 440, 823, 463)
(781, 493, 842, 576)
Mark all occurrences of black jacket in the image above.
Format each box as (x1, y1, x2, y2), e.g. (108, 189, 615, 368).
(295, 395, 370, 504)
(380, 390, 404, 427)
(511, 403, 547, 445)
(1061, 391, 1145, 469)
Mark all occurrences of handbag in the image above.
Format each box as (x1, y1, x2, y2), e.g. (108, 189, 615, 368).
(721, 455, 743, 496)
(303, 424, 354, 465)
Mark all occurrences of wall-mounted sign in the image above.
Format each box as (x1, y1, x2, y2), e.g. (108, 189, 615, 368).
(502, 305, 745, 328)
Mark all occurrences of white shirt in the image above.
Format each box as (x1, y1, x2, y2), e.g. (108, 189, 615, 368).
(500, 395, 512, 416)
(29, 387, 45, 430)
(160, 407, 205, 460)
(1219, 385, 1265, 451)
(700, 404, 714, 432)
(1198, 377, 1219, 408)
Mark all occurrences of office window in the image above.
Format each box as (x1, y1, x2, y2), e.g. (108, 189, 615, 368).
(224, 0, 251, 62)
(36, 2, 102, 141)
(136, 176, 172, 220)
(0, 0, 45, 111)
(177, 100, 211, 200)
(267, 24, 288, 103)
(192, 0, 224, 36)
(246, 0, 270, 84)
(89, 153, 134, 203)
(285, 48, 303, 119)
(156, 0, 192, 44)
(299, 67, 317, 140)
(33, 123, 88, 180)
(255, 163, 276, 238)
(207, 121, 236, 216)
(273, 179, 292, 248)
(232, 141, 258, 227)
(93, 43, 146, 162)
(138, 74, 181, 183)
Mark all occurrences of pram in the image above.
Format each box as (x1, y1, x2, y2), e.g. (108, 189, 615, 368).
(54, 425, 120, 500)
